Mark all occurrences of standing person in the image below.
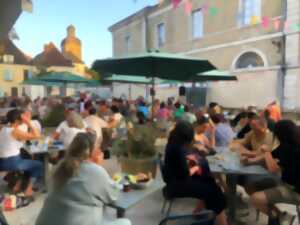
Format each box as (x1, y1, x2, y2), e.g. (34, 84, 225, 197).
(173, 102, 184, 121)
(245, 120, 300, 225)
(0, 109, 42, 197)
(36, 133, 131, 225)
(137, 101, 149, 119)
(164, 122, 227, 225)
(84, 107, 109, 147)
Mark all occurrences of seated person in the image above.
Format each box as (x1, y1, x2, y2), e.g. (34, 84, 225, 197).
(0, 109, 42, 197)
(180, 105, 197, 124)
(194, 116, 215, 155)
(211, 114, 235, 147)
(53, 111, 87, 149)
(247, 120, 300, 225)
(232, 114, 278, 194)
(263, 109, 276, 133)
(164, 122, 227, 225)
(36, 133, 131, 225)
(235, 112, 256, 139)
(207, 102, 222, 117)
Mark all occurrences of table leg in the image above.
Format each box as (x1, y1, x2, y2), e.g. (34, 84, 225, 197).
(44, 154, 50, 191)
(226, 174, 238, 222)
(117, 209, 125, 218)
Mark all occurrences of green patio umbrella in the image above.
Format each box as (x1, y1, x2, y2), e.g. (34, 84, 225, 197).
(22, 72, 101, 96)
(92, 51, 217, 115)
(22, 77, 64, 87)
(105, 75, 153, 84)
(105, 70, 236, 84)
(195, 70, 237, 81)
(92, 51, 216, 81)
(36, 71, 100, 86)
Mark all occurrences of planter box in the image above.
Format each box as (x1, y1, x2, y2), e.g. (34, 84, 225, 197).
(118, 156, 158, 178)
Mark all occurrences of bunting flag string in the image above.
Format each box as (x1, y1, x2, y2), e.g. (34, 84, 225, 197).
(132, 0, 300, 32)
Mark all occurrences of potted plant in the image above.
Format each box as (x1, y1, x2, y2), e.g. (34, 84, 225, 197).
(112, 122, 159, 177)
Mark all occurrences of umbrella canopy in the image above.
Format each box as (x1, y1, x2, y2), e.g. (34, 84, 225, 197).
(92, 51, 216, 81)
(105, 70, 236, 84)
(195, 70, 237, 81)
(105, 75, 153, 84)
(22, 72, 101, 86)
(22, 78, 64, 87)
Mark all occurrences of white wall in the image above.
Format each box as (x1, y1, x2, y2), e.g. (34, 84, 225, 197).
(206, 70, 280, 109)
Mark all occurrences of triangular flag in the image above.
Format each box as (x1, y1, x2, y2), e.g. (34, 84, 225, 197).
(209, 7, 218, 16)
(250, 16, 259, 25)
(274, 19, 281, 30)
(293, 23, 300, 31)
(172, 0, 181, 9)
(262, 16, 270, 28)
(184, 0, 192, 14)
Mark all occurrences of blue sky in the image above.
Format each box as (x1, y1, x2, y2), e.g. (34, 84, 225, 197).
(14, 0, 157, 66)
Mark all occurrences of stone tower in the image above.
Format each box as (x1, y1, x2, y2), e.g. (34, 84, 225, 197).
(61, 25, 82, 63)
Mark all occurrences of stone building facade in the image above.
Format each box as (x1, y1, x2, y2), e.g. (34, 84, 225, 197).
(109, 0, 300, 110)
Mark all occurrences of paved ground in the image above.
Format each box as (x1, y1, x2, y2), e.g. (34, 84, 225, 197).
(2, 158, 299, 225)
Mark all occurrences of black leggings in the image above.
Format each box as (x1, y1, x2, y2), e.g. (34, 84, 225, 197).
(166, 177, 226, 215)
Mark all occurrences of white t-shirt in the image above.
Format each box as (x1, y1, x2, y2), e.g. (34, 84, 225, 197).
(84, 115, 108, 145)
(56, 121, 87, 148)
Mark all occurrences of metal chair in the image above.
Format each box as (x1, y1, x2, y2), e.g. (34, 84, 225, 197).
(0, 209, 9, 225)
(158, 210, 215, 225)
(158, 153, 174, 217)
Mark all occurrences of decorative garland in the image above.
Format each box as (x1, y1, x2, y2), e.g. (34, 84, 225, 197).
(132, 0, 300, 32)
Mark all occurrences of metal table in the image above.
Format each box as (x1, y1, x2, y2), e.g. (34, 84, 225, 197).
(25, 143, 65, 190)
(207, 148, 271, 223)
(107, 179, 164, 218)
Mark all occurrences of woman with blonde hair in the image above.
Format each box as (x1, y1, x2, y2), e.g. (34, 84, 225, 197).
(36, 132, 131, 225)
(56, 111, 87, 148)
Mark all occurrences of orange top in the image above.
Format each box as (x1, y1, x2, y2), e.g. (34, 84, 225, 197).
(267, 104, 282, 122)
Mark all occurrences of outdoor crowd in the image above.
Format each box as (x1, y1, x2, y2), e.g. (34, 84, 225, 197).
(0, 93, 299, 225)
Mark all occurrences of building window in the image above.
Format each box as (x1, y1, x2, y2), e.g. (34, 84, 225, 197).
(23, 69, 33, 80)
(157, 23, 166, 48)
(125, 35, 131, 55)
(235, 52, 265, 69)
(3, 55, 14, 64)
(192, 9, 204, 39)
(239, 0, 261, 26)
(4, 69, 13, 81)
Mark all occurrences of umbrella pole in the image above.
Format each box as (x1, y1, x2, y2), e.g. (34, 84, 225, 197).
(151, 77, 155, 120)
